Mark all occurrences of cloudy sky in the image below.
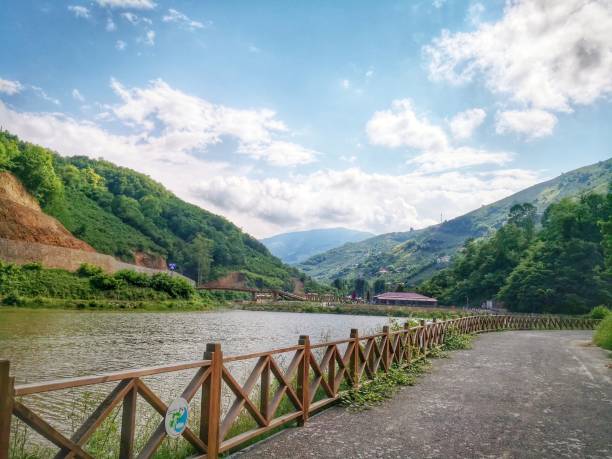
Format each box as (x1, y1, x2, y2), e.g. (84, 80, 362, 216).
(1, 0, 611, 238)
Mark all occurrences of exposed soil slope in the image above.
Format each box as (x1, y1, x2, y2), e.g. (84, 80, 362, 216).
(0, 172, 95, 251)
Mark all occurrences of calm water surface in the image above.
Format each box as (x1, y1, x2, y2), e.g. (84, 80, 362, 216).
(0, 309, 393, 383)
(0, 309, 393, 425)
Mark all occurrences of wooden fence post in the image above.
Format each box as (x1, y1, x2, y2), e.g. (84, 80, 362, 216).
(419, 320, 427, 353)
(201, 343, 222, 459)
(403, 322, 412, 363)
(0, 360, 14, 459)
(327, 347, 336, 396)
(350, 329, 360, 387)
(297, 335, 310, 426)
(432, 318, 438, 346)
(119, 383, 137, 459)
(382, 326, 390, 371)
(260, 357, 270, 422)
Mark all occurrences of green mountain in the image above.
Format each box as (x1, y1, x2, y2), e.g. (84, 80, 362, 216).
(298, 158, 612, 284)
(261, 227, 375, 264)
(0, 130, 305, 291)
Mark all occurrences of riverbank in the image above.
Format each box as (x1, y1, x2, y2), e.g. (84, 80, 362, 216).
(235, 301, 473, 320)
(0, 297, 220, 311)
(0, 298, 469, 316)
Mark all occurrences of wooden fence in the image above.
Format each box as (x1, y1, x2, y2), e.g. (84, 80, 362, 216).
(0, 315, 599, 459)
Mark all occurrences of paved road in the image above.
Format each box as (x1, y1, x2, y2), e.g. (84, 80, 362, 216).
(236, 331, 612, 459)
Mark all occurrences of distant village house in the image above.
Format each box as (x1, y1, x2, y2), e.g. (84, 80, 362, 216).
(373, 292, 438, 307)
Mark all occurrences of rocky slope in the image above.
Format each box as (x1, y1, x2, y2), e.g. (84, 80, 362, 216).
(0, 171, 94, 251)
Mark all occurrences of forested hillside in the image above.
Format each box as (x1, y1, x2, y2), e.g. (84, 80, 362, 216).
(298, 159, 612, 285)
(418, 193, 612, 315)
(0, 130, 305, 290)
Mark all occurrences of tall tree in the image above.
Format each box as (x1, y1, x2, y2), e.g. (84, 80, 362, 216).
(190, 233, 214, 284)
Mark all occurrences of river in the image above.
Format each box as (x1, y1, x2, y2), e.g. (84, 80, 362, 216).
(0, 308, 393, 427)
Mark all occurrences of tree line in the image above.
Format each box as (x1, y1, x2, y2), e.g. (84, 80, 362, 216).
(417, 193, 612, 314)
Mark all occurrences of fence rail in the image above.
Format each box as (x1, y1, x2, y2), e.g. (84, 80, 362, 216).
(0, 315, 599, 459)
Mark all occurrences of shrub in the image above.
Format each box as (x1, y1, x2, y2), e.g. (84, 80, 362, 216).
(443, 329, 473, 351)
(89, 273, 121, 290)
(2, 292, 24, 306)
(22, 262, 42, 271)
(76, 263, 103, 277)
(593, 314, 612, 351)
(149, 273, 194, 299)
(590, 305, 610, 320)
(114, 269, 151, 287)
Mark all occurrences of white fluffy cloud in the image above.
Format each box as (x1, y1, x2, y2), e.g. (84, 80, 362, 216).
(367, 99, 448, 151)
(0, 78, 23, 95)
(0, 79, 541, 237)
(162, 9, 207, 30)
(0, 95, 539, 237)
(107, 78, 316, 165)
(408, 147, 511, 173)
(366, 99, 510, 171)
(68, 5, 90, 19)
(192, 167, 540, 235)
(449, 108, 486, 140)
(495, 109, 558, 140)
(425, 0, 612, 117)
(115, 40, 127, 50)
(96, 0, 156, 9)
(1, 78, 316, 168)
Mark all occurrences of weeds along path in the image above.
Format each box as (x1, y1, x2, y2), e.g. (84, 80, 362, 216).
(236, 330, 612, 459)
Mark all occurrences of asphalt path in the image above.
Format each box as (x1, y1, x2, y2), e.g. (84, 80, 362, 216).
(236, 330, 612, 459)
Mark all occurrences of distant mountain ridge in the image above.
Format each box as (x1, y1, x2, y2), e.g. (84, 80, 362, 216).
(261, 227, 375, 264)
(298, 158, 612, 284)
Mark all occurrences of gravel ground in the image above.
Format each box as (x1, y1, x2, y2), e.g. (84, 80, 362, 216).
(234, 330, 612, 459)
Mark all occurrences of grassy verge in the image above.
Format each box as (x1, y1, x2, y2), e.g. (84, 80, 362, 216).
(0, 297, 221, 312)
(340, 329, 473, 411)
(237, 302, 472, 320)
(0, 261, 230, 311)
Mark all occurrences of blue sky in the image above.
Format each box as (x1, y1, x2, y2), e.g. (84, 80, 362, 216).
(1, 0, 611, 237)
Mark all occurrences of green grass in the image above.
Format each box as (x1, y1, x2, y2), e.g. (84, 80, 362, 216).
(442, 329, 474, 351)
(0, 261, 223, 311)
(8, 380, 300, 459)
(9, 393, 198, 459)
(339, 359, 431, 411)
(0, 298, 218, 312)
(593, 314, 612, 350)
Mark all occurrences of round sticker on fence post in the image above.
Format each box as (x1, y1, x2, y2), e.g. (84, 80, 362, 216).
(165, 397, 189, 438)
